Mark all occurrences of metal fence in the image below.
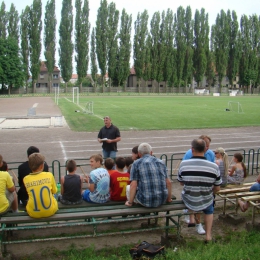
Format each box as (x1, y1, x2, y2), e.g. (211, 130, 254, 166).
(6, 148, 260, 187)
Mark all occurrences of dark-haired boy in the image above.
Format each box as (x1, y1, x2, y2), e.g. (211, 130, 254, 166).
(18, 146, 49, 205)
(110, 157, 130, 201)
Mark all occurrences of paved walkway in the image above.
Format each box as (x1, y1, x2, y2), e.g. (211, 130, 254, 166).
(0, 97, 66, 129)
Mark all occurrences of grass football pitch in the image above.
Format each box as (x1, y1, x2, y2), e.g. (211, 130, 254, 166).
(57, 95, 260, 132)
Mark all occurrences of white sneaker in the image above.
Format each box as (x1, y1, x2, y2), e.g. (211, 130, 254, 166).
(196, 223, 206, 235)
(183, 209, 190, 224)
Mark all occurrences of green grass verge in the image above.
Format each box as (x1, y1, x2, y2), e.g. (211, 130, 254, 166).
(29, 230, 259, 260)
(57, 95, 260, 132)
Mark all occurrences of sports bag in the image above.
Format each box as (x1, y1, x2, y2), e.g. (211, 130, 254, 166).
(129, 241, 165, 259)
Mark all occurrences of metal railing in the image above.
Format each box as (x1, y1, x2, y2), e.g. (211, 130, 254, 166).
(6, 148, 260, 186)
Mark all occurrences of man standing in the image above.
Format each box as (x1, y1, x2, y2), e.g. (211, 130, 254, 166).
(183, 135, 215, 162)
(182, 134, 215, 235)
(98, 116, 121, 158)
(125, 143, 172, 208)
(178, 139, 221, 242)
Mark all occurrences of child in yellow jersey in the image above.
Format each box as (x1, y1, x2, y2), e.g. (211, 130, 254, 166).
(23, 153, 58, 218)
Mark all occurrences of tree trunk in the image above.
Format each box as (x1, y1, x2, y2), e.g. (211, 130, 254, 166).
(49, 80, 51, 93)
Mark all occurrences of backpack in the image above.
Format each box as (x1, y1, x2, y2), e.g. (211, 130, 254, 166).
(129, 241, 165, 259)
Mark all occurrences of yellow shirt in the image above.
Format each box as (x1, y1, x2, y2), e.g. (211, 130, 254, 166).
(0, 171, 14, 213)
(24, 172, 58, 218)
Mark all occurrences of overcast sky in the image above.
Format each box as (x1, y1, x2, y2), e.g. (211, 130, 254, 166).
(4, 0, 260, 71)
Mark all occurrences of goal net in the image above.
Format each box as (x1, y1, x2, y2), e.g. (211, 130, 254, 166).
(83, 101, 94, 114)
(227, 101, 244, 113)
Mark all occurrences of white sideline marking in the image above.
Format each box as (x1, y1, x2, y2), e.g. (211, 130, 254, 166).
(59, 141, 67, 161)
(64, 98, 72, 102)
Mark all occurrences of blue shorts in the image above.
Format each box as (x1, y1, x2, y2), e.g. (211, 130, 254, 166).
(202, 203, 214, 215)
(249, 182, 260, 192)
(82, 190, 93, 203)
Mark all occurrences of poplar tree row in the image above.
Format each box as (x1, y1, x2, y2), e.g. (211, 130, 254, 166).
(0, 0, 259, 94)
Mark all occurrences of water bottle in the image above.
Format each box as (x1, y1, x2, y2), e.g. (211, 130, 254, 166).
(57, 183, 61, 194)
(55, 183, 61, 201)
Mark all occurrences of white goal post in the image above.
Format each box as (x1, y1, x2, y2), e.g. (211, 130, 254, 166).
(54, 86, 60, 105)
(72, 87, 79, 105)
(83, 101, 94, 114)
(227, 101, 244, 113)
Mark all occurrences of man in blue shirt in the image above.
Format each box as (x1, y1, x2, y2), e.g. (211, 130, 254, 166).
(125, 143, 172, 208)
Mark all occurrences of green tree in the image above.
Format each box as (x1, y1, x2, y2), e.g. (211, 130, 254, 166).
(20, 6, 30, 93)
(0, 37, 24, 94)
(239, 15, 251, 91)
(162, 9, 175, 89)
(133, 10, 149, 93)
(29, 0, 42, 93)
(156, 10, 168, 93)
(90, 28, 98, 89)
(75, 0, 90, 93)
(174, 6, 186, 92)
(44, 0, 57, 93)
(150, 11, 160, 92)
(59, 0, 73, 93)
(96, 0, 108, 90)
(247, 14, 260, 93)
(212, 10, 230, 87)
(143, 34, 152, 92)
(107, 2, 119, 88)
(226, 10, 240, 88)
(183, 6, 193, 92)
(0, 2, 7, 39)
(116, 8, 132, 90)
(7, 3, 19, 42)
(193, 8, 209, 88)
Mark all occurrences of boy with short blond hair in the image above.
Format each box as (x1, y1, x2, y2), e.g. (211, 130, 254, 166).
(82, 154, 110, 203)
(24, 153, 58, 218)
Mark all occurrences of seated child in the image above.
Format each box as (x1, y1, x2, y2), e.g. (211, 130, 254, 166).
(104, 157, 117, 175)
(227, 153, 247, 184)
(125, 157, 133, 172)
(238, 174, 260, 212)
(110, 157, 130, 201)
(60, 160, 83, 205)
(0, 161, 15, 185)
(0, 155, 18, 214)
(132, 146, 140, 161)
(23, 153, 58, 218)
(82, 154, 110, 203)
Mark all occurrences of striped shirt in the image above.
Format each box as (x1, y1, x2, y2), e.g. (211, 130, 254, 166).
(178, 156, 222, 211)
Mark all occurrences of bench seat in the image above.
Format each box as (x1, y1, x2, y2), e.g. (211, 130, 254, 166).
(239, 194, 260, 225)
(0, 200, 186, 255)
(216, 182, 257, 215)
